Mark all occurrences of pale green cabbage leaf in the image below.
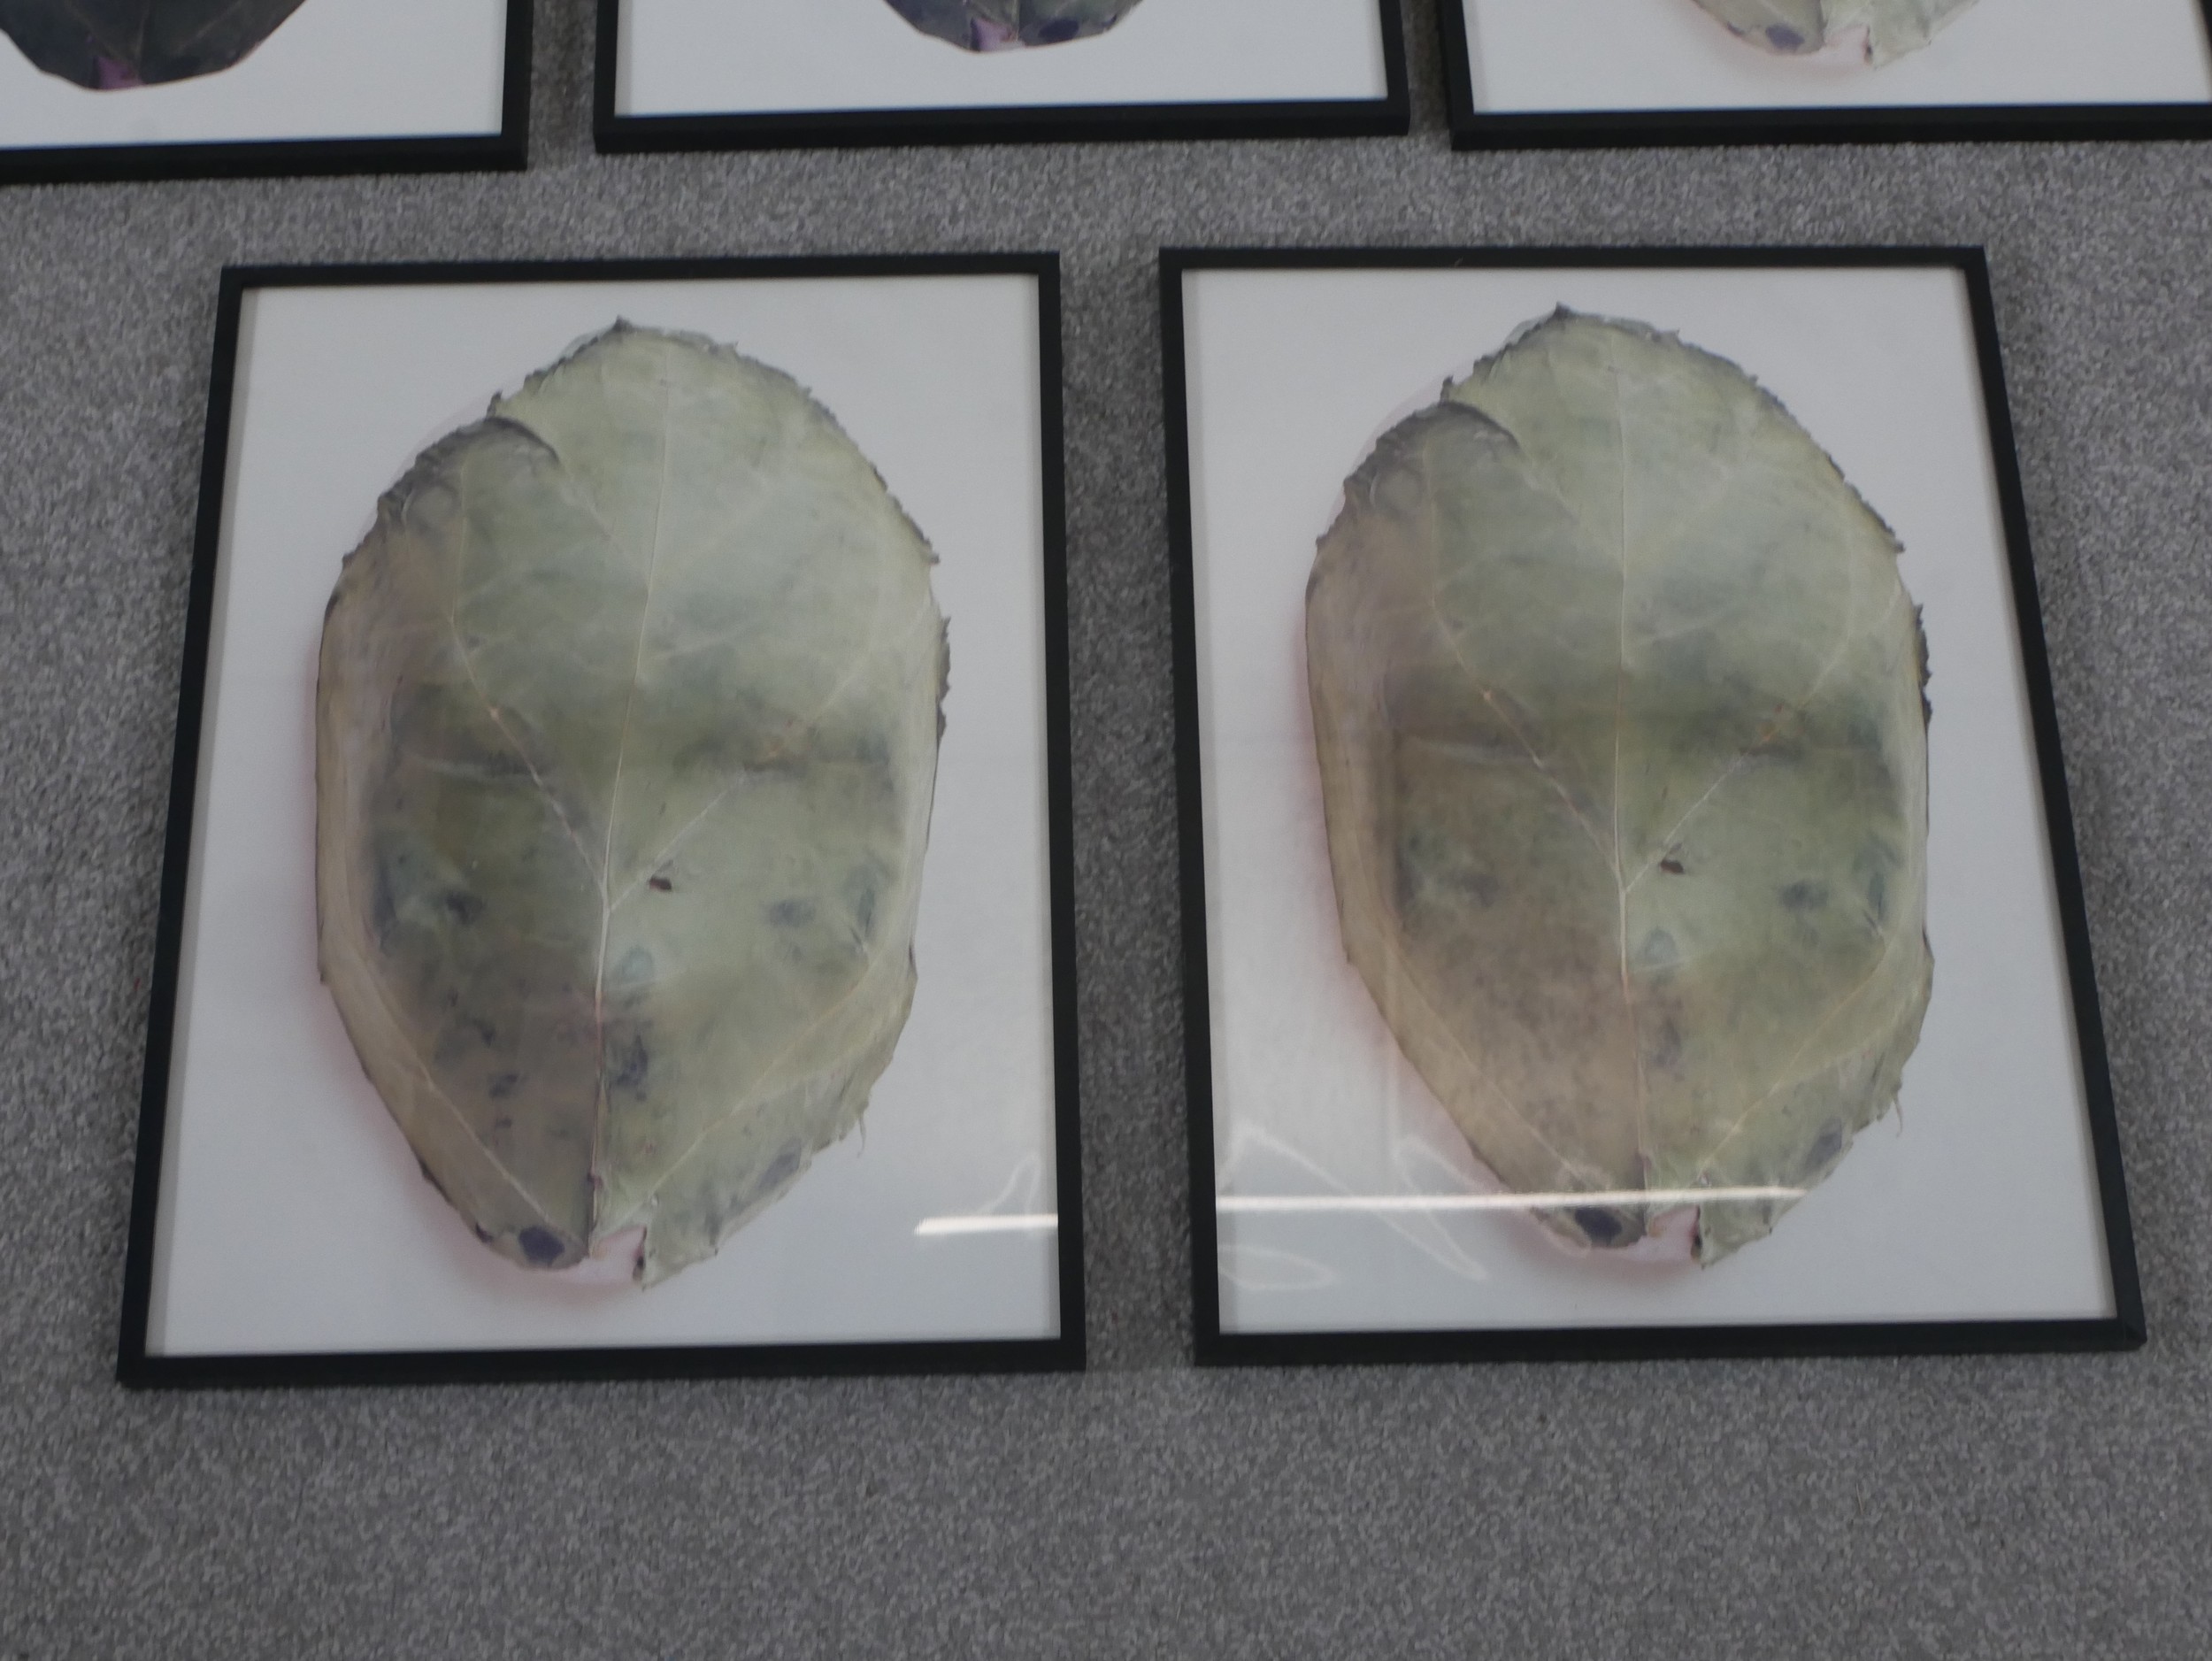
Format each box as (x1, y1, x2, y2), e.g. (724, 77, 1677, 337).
(318, 324, 948, 1286)
(1306, 311, 1932, 1264)
(1690, 0, 1981, 64)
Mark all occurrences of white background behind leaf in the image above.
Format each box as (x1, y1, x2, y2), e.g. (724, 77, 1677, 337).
(1460, 0, 2212, 113)
(1181, 263, 2116, 1334)
(0, 0, 508, 150)
(618, 0, 1388, 117)
(150, 273, 1061, 1355)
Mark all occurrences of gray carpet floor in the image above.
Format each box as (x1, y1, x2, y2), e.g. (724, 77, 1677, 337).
(4, 3, 2210, 1655)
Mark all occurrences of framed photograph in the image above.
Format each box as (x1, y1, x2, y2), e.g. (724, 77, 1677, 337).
(121, 255, 1083, 1387)
(1440, 0, 2212, 147)
(0, 0, 529, 187)
(1163, 246, 2143, 1365)
(594, 0, 1409, 151)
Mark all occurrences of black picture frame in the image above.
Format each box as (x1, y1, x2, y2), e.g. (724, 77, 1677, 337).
(593, 0, 1409, 152)
(1438, 1, 2212, 149)
(1161, 244, 2145, 1368)
(0, 0, 531, 188)
(119, 253, 1085, 1388)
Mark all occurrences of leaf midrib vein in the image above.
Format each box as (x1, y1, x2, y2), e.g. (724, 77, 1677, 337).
(1605, 341, 1651, 1184)
(588, 369, 678, 1223)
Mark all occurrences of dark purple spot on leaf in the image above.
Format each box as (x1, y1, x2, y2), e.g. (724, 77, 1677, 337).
(1573, 1207, 1624, 1246)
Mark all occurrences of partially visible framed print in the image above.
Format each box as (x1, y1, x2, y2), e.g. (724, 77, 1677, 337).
(1164, 246, 2143, 1365)
(595, 0, 1409, 151)
(0, 0, 529, 185)
(1440, 0, 2212, 147)
(122, 255, 1082, 1387)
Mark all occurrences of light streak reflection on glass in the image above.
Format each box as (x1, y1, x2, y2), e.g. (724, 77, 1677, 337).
(1217, 1186, 1805, 1216)
(913, 1188, 1805, 1239)
(914, 1213, 1059, 1238)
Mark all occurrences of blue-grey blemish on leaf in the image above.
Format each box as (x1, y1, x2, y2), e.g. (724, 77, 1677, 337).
(369, 863, 397, 942)
(759, 1146, 803, 1193)
(1448, 868, 1501, 907)
(1779, 880, 1829, 913)
(518, 1227, 567, 1266)
(609, 1034, 649, 1094)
